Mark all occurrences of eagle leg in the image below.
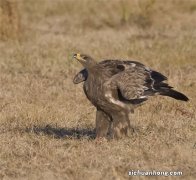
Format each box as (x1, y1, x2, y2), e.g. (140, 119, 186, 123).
(111, 112, 133, 139)
(95, 109, 111, 139)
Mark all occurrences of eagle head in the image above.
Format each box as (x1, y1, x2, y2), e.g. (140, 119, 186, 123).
(73, 53, 96, 68)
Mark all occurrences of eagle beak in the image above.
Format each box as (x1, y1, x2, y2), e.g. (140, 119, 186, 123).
(73, 53, 80, 59)
(73, 53, 78, 58)
(73, 53, 85, 62)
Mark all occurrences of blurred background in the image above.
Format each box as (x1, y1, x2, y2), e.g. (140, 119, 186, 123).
(0, 0, 195, 179)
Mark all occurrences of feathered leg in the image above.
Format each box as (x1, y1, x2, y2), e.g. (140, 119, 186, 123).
(110, 111, 131, 139)
(111, 110, 135, 139)
(95, 109, 111, 139)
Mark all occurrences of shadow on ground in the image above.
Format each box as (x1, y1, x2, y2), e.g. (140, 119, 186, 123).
(25, 125, 96, 139)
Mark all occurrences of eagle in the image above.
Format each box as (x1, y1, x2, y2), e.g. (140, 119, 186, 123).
(73, 53, 189, 139)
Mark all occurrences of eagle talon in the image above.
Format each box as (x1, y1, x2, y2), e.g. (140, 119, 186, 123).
(95, 137, 108, 144)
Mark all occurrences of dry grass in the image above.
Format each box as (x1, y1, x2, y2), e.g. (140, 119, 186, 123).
(0, 0, 196, 179)
(0, 0, 21, 40)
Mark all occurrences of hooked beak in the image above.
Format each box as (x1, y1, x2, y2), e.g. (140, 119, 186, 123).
(73, 53, 85, 62)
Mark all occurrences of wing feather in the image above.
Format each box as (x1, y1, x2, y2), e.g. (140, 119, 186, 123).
(73, 69, 88, 84)
(108, 62, 167, 102)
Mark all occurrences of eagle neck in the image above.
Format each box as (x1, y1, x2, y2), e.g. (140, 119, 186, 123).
(85, 63, 99, 74)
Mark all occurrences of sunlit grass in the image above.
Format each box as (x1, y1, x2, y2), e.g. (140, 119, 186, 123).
(0, 0, 195, 179)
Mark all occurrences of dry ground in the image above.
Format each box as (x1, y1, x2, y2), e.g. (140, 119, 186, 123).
(0, 0, 196, 179)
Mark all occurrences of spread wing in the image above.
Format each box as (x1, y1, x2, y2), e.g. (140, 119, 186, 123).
(73, 69, 88, 84)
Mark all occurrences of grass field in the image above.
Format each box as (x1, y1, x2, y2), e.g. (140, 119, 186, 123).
(0, 0, 196, 179)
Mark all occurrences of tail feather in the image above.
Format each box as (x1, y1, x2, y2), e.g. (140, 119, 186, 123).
(160, 89, 189, 101)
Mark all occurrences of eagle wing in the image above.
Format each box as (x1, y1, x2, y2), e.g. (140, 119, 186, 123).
(109, 61, 167, 103)
(73, 69, 88, 84)
(75, 59, 188, 103)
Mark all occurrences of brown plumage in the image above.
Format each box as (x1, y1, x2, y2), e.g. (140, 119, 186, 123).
(73, 53, 189, 139)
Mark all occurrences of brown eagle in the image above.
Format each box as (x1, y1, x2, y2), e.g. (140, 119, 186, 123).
(73, 53, 189, 139)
